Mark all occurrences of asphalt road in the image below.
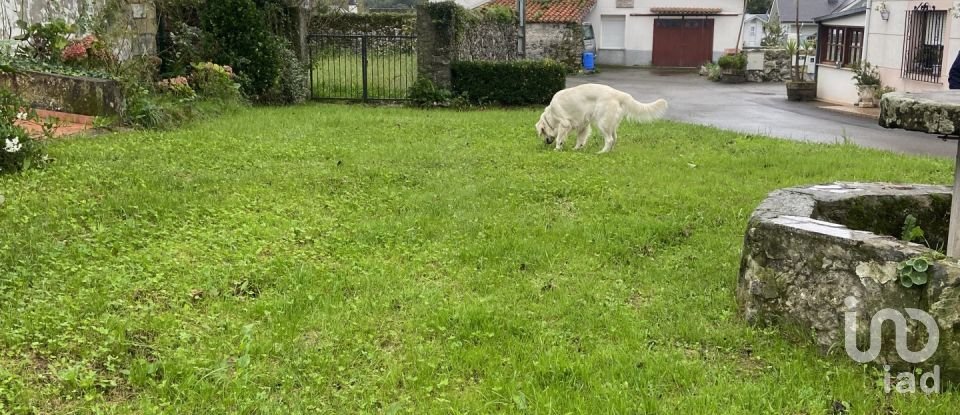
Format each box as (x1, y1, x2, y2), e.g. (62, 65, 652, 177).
(567, 68, 957, 158)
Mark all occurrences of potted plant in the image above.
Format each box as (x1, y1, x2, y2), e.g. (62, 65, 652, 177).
(851, 61, 882, 107)
(784, 0, 816, 101)
(717, 52, 747, 83)
(784, 38, 816, 101)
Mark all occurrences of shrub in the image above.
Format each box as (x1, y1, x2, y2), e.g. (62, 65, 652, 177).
(157, 21, 204, 78)
(157, 76, 197, 99)
(200, 0, 283, 101)
(13, 19, 74, 61)
(261, 44, 308, 105)
(190, 62, 242, 101)
(61, 34, 116, 71)
(851, 61, 881, 88)
(407, 77, 453, 107)
(0, 88, 45, 174)
(451, 60, 565, 106)
(703, 62, 722, 81)
(717, 53, 746, 71)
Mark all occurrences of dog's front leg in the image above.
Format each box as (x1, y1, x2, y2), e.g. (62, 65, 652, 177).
(554, 127, 569, 151)
(574, 125, 591, 150)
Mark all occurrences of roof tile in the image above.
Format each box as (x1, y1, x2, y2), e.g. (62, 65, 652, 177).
(484, 0, 596, 23)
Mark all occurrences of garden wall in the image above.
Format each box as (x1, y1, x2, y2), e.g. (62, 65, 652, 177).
(744, 48, 791, 82)
(0, 0, 157, 58)
(0, 69, 124, 116)
(456, 19, 518, 62)
(525, 23, 582, 71)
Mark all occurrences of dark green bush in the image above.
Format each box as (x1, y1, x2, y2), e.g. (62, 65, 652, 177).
(451, 60, 565, 106)
(262, 44, 309, 105)
(717, 53, 746, 71)
(200, 0, 282, 101)
(407, 77, 453, 107)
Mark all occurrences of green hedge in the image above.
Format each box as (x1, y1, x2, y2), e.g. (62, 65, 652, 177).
(451, 60, 565, 106)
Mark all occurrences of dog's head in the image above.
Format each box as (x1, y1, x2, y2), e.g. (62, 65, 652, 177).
(536, 109, 555, 145)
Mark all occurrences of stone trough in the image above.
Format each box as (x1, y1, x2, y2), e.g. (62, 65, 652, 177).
(737, 182, 960, 381)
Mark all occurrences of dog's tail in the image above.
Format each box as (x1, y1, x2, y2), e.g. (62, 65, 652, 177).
(621, 97, 668, 124)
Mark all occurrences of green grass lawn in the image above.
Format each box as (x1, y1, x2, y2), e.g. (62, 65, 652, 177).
(1, 104, 958, 413)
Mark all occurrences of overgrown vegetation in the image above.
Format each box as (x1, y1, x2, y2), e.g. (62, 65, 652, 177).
(0, 105, 957, 412)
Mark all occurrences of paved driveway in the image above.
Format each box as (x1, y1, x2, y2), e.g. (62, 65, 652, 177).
(567, 68, 956, 158)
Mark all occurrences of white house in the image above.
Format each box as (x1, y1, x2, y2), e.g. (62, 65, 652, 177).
(813, 1, 868, 105)
(864, 0, 960, 94)
(742, 13, 769, 48)
(813, 0, 960, 107)
(583, 0, 744, 67)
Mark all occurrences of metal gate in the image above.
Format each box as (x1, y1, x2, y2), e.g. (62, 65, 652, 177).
(308, 34, 417, 101)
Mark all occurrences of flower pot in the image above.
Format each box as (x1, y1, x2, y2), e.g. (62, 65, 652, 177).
(786, 81, 817, 101)
(721, 68, 747, 84)
(857, 85, 879, 108)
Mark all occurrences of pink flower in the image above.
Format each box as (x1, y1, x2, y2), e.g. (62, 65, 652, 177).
(61, 42, 88, 61)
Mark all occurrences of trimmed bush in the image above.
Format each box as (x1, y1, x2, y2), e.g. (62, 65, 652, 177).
(451, 60, 565, 106)
(717, 53, 746, 71)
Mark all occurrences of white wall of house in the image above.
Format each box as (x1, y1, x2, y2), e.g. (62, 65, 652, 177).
(864, 0, 959, 93)
(818, 66, 861, 104)
(585, 0, 744, 66)
(815, 12, 868, 105)
(743, 17, 766, 48)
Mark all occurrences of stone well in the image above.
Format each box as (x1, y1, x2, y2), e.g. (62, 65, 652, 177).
(737, 182, 960, 380)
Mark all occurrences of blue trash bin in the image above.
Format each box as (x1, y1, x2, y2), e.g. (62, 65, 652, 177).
(583, 52, 595, 71)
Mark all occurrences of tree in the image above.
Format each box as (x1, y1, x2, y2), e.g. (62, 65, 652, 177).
(746, 0, 773, 14)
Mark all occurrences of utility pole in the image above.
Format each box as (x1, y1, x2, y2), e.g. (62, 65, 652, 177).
(518, 0, 526, 58)
(795, 0, 801, 80)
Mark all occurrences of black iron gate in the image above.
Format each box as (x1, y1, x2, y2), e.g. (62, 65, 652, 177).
(308, 34, 417, 101)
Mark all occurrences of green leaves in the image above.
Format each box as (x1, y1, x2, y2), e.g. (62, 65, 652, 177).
(897, 256, 933, 288)
(900, 214, 925, 243)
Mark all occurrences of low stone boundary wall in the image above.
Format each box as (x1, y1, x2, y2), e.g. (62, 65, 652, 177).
(0, 70, 124, 117)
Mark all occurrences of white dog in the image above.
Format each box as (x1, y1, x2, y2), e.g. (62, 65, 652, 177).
(536, 83, 668, 153)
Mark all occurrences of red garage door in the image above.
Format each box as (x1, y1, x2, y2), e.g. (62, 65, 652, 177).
(652, 18, 715, 67)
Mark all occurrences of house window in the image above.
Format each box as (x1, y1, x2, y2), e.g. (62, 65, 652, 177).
(601, 15, 626, 49)
(901, 8, 947, 83)
(819, 26, 862, 67)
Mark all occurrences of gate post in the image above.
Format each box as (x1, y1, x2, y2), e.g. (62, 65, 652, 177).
(361, 36, 369, 101)
(416, 3, 458, 88)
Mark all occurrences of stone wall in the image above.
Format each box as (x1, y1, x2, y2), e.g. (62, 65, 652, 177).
(738, 182, 960, 381)
(744, 48, 790, 82)
(456, 19, 517, 62)
(525, 22, 582, 71)
(0, 69, 124, 115)
(0, 0, 157, 58)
